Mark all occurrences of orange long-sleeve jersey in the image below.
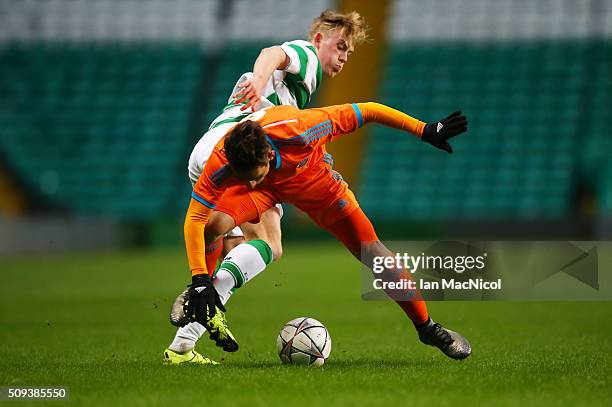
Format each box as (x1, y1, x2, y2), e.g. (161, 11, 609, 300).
(185, 102, 426, 275)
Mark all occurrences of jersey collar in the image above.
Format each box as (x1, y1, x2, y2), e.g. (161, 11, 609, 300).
(265, 136, 282, 170)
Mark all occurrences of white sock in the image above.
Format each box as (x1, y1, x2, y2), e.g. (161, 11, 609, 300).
(168, 240, 273, 353)
(214, 240, 272, 303)
(169, 322, 207, 353)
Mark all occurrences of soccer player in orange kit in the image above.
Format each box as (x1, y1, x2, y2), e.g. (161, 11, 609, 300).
(177, 102, 472, 361)
(164, 10, 370, 365)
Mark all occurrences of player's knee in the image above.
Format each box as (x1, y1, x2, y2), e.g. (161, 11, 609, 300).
(204, 223, 225, 243)
(205, 211, 235, 242)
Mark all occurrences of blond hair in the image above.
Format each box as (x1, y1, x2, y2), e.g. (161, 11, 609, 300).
(309, 10, 369, 46)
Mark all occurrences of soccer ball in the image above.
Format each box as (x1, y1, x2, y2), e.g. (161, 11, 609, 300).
(276, 317, 331, 366)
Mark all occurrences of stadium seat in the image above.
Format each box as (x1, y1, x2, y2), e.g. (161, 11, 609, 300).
(359, 41, 595, 220)
(0, 43, 203, 219)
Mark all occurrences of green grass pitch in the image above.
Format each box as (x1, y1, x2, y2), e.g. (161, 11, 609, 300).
(1, 242, 611, 406)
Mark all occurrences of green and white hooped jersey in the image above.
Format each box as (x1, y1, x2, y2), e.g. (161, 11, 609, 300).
(189, 41, 315, 236)
(208, 39, 323, 130)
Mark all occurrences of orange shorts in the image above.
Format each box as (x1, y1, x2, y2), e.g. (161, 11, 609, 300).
(214, 162, 359, 228)
(215, 185, 276, 225)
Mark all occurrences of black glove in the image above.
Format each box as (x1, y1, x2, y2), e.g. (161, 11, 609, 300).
(184, 274, 226, 324)
(422, 111, 468, 154)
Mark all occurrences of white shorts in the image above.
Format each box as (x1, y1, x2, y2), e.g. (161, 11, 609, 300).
(188, 120, 283, 238)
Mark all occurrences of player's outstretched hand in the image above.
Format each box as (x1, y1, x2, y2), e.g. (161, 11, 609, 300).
(234, 76, 265, 111)
(421, 111, 468, 154)
(184, 274, 226, 325)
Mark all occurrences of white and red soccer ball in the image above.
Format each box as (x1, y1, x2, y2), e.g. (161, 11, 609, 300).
(277, 317, 332, 366)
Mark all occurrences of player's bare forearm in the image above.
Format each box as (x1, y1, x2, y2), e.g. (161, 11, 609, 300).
(253, 46, 289, 80)
(235, 46, 290, 110)
(184, 198, 212, 276)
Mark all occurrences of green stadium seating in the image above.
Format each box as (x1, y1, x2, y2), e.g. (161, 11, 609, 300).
(360, 40, 611, 220)
(0, 43, 203, 220)
(0, 39, 610, 222)
(580, 42, 612, 213)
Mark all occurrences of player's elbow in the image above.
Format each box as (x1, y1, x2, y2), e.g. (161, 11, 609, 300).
(260, 46, 273, 55)
(359, 102, 383, 111)
(260, 46, 288, 69)
(261, 45, 283, 55)
(356, 102, 389, 124)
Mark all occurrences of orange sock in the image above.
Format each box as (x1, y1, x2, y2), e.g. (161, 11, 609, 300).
(394, 269, 429, 326)
(398, 300, 430, 326)
(325, 208, 429, 327)
(205, 237, 223, 276)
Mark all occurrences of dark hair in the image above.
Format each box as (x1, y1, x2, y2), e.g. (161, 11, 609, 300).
(224, 120, 270, 173)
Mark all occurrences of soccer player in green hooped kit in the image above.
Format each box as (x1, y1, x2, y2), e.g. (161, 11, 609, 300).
(164, 10, 370, 364)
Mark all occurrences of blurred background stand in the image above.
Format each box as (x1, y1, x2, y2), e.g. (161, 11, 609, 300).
(0, 0, 611, 254)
